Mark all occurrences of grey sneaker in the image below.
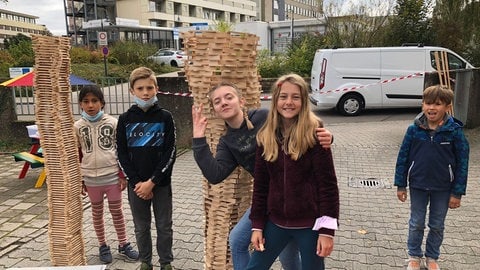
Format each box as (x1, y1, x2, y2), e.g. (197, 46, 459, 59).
(99, 244, 112, 264)
(118, 242, 139, 261)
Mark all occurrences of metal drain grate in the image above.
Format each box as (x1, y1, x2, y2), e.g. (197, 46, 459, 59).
(347, 177, 392, 189)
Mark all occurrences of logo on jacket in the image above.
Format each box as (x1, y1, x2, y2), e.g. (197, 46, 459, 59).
(126, 122, 165, 147)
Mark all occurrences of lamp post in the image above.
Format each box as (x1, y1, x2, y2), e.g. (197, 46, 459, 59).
(290, 9, 294, 45)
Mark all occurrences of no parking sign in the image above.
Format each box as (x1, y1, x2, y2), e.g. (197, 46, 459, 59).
(98, 31, 108, 46)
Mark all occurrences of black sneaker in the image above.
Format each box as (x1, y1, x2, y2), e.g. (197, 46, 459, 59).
(99, 244, 112, 264)
(118, 242, 139, 261)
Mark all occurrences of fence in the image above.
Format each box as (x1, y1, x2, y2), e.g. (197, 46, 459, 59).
(12, 77, 134, 121)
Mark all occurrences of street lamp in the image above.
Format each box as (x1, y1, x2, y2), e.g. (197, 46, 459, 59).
(290, 9, 294, 45)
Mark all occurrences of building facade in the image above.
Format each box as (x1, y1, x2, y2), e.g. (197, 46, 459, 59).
(64, 0, 258, 47)
(0, 9, 49, 48)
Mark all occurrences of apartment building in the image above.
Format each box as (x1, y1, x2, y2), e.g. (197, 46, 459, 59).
(64, 0, 257, 47)
(0, 9, 49, 48)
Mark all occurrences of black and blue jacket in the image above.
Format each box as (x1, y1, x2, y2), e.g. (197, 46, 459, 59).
(394, 112, 469, 197)
(116, 104, 176, 187)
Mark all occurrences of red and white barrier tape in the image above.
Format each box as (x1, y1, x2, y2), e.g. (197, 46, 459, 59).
(157, 91, 273, 100)
(319, 72, 425, 94)
(157, 71, 426, 99)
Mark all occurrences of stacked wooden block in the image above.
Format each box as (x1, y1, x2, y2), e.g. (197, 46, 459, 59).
(181, 30, 261, 270)
(32, 35, 86, 266)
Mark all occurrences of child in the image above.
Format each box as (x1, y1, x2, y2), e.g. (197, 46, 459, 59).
(192, 82, 333, 270)
(246, 74, 340, 270)
(74, 85, 139, 264)
(116, 67, 177, 270)
(395, 85, 469, 270)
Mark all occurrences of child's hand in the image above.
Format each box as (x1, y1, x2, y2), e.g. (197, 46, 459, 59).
(449, 196, 461, 209)
(118, 177, 127, 191)
(192, 104, 208, 138)
(250, 230, 265, 252)
(316, 128, 333, 149)
(134, 180, 155, 200)
(81, 181, 87, 196)
(316, 235, 334, 257)
(397, 190, 407, 202)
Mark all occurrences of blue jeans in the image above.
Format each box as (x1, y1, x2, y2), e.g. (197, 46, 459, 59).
(407, 188, 450, 260)
(229, 207, 301, 270)
(245, 221, 324, 270)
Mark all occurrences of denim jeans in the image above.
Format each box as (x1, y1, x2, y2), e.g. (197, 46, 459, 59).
(407, 188, 450, 260)
(245, 220, 324, 270)
(229, 207, 301, 270)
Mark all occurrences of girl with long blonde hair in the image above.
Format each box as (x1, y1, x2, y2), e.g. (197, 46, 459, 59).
(248, 74, 339, 270)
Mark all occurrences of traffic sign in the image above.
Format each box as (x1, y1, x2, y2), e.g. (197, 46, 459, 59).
(98, 32, 108, 46)
(173, 28, 179, 40)
(102, 46, 109, 56)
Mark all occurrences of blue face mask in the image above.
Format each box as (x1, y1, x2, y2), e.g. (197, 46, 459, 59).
(134, 96, 158, 110)
(81, 110, 104, 122)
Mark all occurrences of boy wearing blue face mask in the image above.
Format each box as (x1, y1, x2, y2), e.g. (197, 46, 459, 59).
(74, 85, 139, 264)
(116, 67, 177, 270)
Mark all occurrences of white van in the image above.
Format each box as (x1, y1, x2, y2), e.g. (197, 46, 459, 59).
(309, 46, 474, 116)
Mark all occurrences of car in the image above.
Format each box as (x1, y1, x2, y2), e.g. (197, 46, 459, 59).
(147, 49, 186, 67)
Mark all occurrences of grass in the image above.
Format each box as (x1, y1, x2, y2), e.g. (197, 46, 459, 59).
(0, 139, 30, 154)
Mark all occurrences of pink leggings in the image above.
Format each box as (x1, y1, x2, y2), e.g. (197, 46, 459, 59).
(87, 184, 128, 247)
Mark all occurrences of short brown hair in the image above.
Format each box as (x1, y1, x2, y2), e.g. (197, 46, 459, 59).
(423, 85, 454, 105)
(129, 67, 158, 89)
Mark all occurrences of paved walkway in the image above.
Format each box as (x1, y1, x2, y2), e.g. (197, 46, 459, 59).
(0, 119, 479, 270)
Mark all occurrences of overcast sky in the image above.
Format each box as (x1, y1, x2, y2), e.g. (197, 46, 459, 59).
(2, 0, 66, 36)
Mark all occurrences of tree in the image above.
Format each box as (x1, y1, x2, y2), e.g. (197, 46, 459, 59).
(432, 0, 480, 65)
(5, 34, 34, 67)
(321, 0, 395, 48)
(384, 0, 435, 46)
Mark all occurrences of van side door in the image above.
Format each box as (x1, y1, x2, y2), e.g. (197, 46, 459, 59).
(380, 49, 424, 108)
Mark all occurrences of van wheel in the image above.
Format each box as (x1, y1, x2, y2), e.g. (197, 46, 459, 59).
(338, 94, 363, 116)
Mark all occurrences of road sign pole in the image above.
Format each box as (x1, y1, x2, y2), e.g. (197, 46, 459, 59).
(101, 46, 109, 77)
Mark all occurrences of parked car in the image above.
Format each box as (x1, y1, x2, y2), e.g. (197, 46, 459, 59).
(310, 45, 474, 116)
(147, 49, 186, 67)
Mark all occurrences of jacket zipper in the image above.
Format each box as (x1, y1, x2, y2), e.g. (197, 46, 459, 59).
(407, 161, 415, 183)
(448, 164, 454, 182)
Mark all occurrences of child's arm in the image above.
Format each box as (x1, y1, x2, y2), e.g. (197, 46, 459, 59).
(394, 125, 415, 189)
(116, 114, 141, 184)
(451, 128, 470, 197)
(149, 111, 177, 186)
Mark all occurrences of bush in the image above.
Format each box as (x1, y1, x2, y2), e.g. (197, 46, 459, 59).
(109, 41, 158, 65)
(257, 49, 289, 78)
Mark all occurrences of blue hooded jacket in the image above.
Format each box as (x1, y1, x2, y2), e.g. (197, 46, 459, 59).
(394, 112, 469, 197)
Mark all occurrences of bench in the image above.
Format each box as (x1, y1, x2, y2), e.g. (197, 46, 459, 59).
(12, 151, 46, 188)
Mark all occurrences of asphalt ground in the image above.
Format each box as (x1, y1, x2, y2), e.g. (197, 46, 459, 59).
(1, 119, 479, 270)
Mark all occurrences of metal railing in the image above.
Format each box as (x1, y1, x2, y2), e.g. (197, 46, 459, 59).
(12, 77, 134, 121)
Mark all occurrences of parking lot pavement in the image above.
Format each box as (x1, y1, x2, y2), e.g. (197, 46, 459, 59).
(1, 119, 479, 270)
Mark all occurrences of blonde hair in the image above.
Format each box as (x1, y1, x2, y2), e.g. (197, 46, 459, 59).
(257, 74, 323, 161)
(208, 82, 254, 130)
(129, 66, 158, 89)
